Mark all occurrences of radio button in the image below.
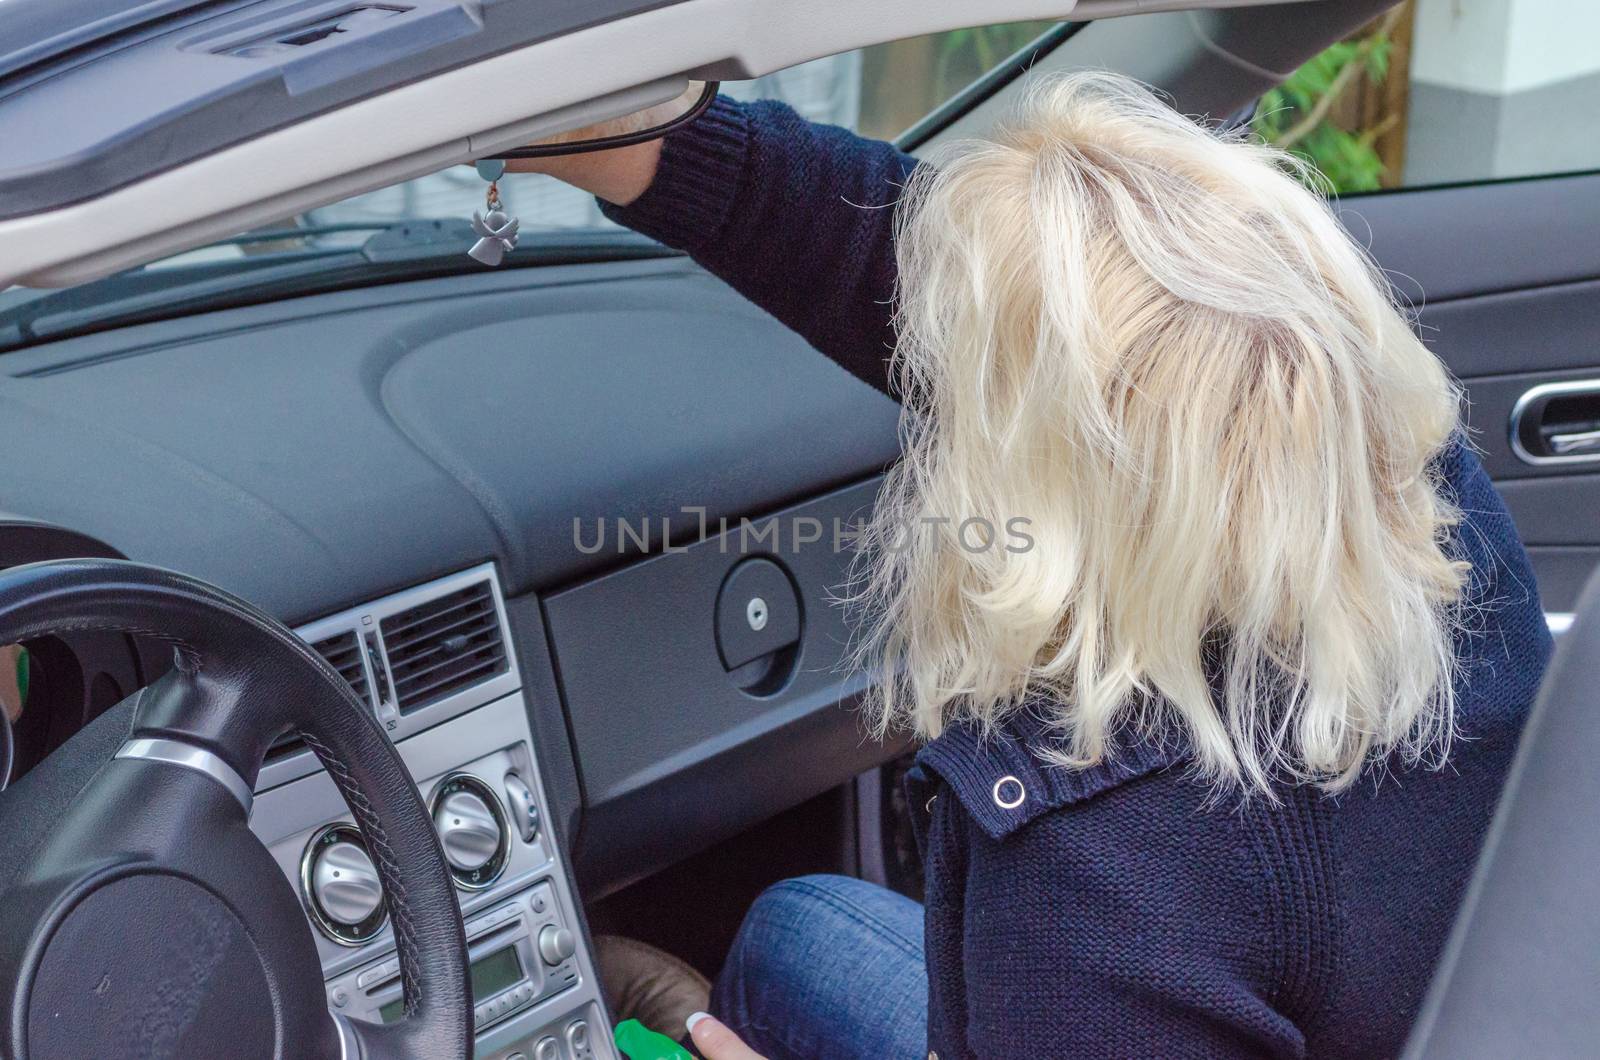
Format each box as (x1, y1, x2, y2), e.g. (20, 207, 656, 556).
(537, 925, 576, 966)
(534, 1038, 560, 1060)
(356, 957, 400, 990)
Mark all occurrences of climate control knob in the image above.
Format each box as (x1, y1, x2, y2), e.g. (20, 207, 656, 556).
(302, 823, 387, 945)
(429, 773, 509, 889)
(538, 925, 576, 966)
(435, 789, 499, 871)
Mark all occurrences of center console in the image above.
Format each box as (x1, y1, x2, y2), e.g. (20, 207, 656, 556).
(248, 564, 616, 1060)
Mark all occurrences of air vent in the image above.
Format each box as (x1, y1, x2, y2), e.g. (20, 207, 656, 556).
(380, 580, 507, 713)
(261, 565, 515, 786)
(311, 630, 371, 705)
(266, 630, 372, 762)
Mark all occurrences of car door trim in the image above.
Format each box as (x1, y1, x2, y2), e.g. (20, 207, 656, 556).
(1509, 380, 1600, 467)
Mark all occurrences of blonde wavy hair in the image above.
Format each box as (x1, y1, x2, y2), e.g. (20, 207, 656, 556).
(854, 71, 1466, 793)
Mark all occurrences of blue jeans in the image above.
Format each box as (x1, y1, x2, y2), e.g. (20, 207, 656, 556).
(711, 874, 928, 1060)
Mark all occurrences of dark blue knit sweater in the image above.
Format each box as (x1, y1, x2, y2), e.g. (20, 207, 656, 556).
(605, 96, 1553, 1060)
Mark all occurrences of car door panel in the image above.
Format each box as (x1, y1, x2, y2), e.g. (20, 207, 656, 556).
(1338, 172, 1600, 613)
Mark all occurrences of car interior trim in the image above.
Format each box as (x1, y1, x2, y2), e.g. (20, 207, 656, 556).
(494, 79, 722, 160)
(113, 735, 255, 813)
(1508, 379, 1600, 467)
(329, 1011, 361, 1060)
(0, 0, 702, 219)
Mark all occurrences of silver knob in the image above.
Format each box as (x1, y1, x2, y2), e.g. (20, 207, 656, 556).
(311, 840, 383, 926)
(504, 772, 541, 843)
(434, 788, 501, 872)
(537, 925, 576, 966)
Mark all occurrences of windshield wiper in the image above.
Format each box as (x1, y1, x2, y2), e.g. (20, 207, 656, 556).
(209, 222, 405, 248)
(0, 221, 679, 353)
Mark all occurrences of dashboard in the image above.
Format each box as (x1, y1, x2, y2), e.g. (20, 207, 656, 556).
(0, 255, 906, 1055)
(0, 256, 900, 621)
(0, 252, 904, 881)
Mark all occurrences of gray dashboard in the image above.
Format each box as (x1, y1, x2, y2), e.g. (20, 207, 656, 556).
(0, 256, 900, 622)
(0, 255, 903, 897)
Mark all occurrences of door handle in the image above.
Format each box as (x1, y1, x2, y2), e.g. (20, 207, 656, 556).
(1510, 380, 1600, 465)
(1549, 427, 1600, 457)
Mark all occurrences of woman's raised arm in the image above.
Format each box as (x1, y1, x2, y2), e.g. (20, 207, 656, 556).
(511, 96, 915, 397)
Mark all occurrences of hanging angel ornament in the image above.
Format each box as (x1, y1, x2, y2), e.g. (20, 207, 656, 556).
(468, 159, 520, 266)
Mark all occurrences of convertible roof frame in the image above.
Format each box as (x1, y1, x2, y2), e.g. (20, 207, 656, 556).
(0, 0, 1313, 290)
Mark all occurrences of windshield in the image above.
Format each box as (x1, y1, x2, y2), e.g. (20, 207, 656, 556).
(0, 21, 1056, 350)
(303, 25, 1056, 234)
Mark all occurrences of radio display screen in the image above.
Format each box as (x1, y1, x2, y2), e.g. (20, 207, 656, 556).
(379, 945, 523, 1024)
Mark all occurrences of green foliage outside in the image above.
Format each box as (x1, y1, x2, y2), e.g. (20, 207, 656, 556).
(943, 19, 1406, 197)
(1250, 13, 1402, 194)
(892, 17, 1408, 196)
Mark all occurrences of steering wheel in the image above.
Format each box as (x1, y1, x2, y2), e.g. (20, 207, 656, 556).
(0, 559, 471, 1058)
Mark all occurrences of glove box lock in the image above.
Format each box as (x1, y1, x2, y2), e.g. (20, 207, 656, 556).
(714, 558, 802, 694)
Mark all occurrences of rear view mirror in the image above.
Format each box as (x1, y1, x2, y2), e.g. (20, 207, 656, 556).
(489, 80, 719, 160)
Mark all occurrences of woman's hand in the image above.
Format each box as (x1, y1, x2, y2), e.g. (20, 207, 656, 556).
(0, 643, 24, 723)
(686, 1012, 767, 1060)
(501, 126, 662, 207)
(500, 83, 705, 205)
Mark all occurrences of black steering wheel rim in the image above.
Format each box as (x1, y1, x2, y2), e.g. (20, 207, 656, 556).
(0, 558, 471, 1059)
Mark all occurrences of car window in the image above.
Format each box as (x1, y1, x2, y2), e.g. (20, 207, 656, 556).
(1251, 0, 1598, 195)
(305, 21, 1055, 231)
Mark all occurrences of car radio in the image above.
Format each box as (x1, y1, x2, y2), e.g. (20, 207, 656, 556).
(326, 881, 582, 1036)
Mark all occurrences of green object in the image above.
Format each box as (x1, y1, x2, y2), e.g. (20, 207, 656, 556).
(15, 647, 27, 708)
(613, 1019, 693, 1060)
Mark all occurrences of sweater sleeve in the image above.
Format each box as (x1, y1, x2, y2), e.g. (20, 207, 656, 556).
(599, 95, 916, 397)
(923, 775, 1305, 1060)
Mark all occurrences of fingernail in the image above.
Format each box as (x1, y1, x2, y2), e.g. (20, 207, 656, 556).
(686, 1011, 712, 1033)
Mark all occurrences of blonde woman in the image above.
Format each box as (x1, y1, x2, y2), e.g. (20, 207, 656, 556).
(520, 73, 1550, 1058)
